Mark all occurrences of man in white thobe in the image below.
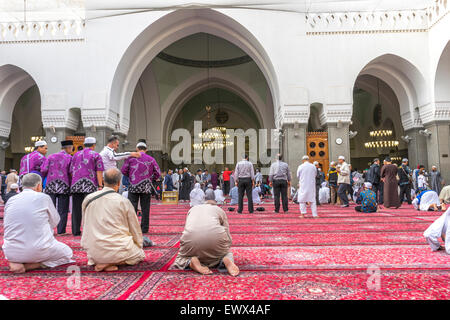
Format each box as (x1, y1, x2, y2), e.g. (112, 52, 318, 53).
(423, 207, 449, 254)
(413, 190, 446, 211)
(214, 186, 225, 204)
(319, 181, 330, 204)
(2, 173, 74, 273)
(190, 183, 205, 207)
(296, 156, 318, 218)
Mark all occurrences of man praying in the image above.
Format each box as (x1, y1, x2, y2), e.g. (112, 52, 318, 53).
(2, 173, 74, 273)
(423, 207, 449, 254)
(81, 168, 145, 272)
(173, 191, 239, 276)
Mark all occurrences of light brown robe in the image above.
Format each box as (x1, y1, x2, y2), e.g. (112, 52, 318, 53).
(174, 201, 233, 269)
(81, 187, 145, 266)
(5, 173, 18, 193)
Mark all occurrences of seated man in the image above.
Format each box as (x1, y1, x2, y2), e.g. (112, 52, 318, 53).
(189, 183, 205, 207)
(81, 168, 145, 272)
(413, 190, 446, 212)
(3, 183, 19, 205)
(318, 182, 330, 204)
(423, 207, 449, 254)
(229, 185, 239, 205)
(214, 186, 225, 205)
(252, 184, 263, 205)
(174, 191, 239, 276)
(355, 182, 378, 213)
(2, 173, 73, 273)
(440, 185, 450, 206)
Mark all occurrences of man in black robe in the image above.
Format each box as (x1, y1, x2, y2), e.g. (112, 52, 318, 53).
(179, 168, 191, 201)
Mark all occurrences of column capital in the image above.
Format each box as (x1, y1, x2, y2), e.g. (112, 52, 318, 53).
(319, 104, 353, 126)
(276, 105, 310, 127)
(419, 102, 450, 126)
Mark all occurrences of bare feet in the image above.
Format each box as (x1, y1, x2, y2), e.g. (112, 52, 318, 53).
(94, 263, 110, 272)
(9, 262, 25, 273)
(299, 214, 305, 219)
(189, 257, 212, 275)
(222, 257, 239, 277)
(104, 265, 118, 272)
(24, 263, 43, 271)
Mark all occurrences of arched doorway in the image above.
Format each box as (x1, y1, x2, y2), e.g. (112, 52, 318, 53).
(0, 65, 43, 170)
(350, 54, 429, 171)
(125, 31, 276, 171)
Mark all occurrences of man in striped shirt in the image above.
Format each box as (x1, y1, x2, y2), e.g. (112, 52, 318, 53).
(99, 136, 142, 171)
(233, 155, 255, 214)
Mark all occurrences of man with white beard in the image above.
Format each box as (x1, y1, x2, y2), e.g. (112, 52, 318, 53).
(296, 156, 318, 218)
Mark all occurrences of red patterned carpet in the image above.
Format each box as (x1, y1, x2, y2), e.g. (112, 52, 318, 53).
(0, 201, 449, 300)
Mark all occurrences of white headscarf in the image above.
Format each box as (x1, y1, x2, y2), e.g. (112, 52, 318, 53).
(214, 188, 225, 203)
(189, 183, 205, 207)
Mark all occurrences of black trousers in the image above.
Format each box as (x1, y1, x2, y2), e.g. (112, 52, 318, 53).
(316, 184, 321, 205)
(128, 192, 151, 233)
(72, 193, 88, 236)
(371, 183, 380, 203)
(273, 179, 288, 212)
(224, 181, 230, 195)
(399, 184, 412, 204)
(237, 178, 254, 213)
(338, 183, 349, 205)
(379, 182, 384, 204)
(49, 193, 70, 234)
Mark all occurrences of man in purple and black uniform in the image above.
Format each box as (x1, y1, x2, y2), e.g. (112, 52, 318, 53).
(19, 140, 48, 179)
(41, 140, 74, 235)
(69, 137, 104, 236)
(121, 141, 160, 234)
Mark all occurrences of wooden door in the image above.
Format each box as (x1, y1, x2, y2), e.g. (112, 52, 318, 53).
(306, 132, 329, 177)
(66, 136, 85, 155)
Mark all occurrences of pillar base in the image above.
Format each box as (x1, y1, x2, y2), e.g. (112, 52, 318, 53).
(0, 136, 9, 170)
(84, 127, 114, 152)
(404, 128, 428, 170)
(326, 123, 350, 164)
(423, 121, 450, 184)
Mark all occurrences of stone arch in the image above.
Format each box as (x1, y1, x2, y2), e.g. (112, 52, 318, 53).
(161, 70, 272, 152)
(353, 54, 429, 130)
(434, 40, 450, 104)
(110, 9, 281, 134)
(0, 64, 39, 138)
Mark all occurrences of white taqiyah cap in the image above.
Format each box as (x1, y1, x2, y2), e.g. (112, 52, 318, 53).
(364, 182, 373, 189)
(10, 183, 19, 190)
(136, 142, 147, 148)
(338, 155, 345, 160)
(302, 155, 309, 160)
(84, 137, 96, 144)
(35, 140, 47, 147)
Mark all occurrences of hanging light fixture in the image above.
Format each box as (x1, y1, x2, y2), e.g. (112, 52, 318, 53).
(193, 34, 233, 151)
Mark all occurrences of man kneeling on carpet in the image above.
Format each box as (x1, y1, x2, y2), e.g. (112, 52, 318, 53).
(355, 182, 378, 213)
(424, 207, 449, 254)
(2, 173, 74, 273)
(81, 168, 145, 272)
(174, 190, 239, 276)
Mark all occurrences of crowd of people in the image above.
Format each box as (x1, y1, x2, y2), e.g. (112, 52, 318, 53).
(0, 138, 448, 276)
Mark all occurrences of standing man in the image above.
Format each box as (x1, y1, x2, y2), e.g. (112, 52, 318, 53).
(380, 157, 401, 209)
(398, 158, 412, 205)
(179, 168, 191, 201)
(337, 155, 351, 208)
(172, 169, 180, 191)
(269, 154, 291, 213)
(1, 170, 7, 201)
(296, 155, 318, 218)
(367, 158, 381, 203)
(430, 166, 443, 195)
(313, 162, 323, 205)
(69, 137, 104, 236)
(202, 169, 211, 191)
(99, 135, 141, 171)
(19, 140, 48, 178)
(234, 155, 255, 214)
(41, 140, 74, 235)
(164, 169, 174, 192)
(328, 162, 338, 205)
(222, 167, 232, 195)
(122, 141, 160, 234)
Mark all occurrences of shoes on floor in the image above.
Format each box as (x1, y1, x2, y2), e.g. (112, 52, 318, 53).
(341, 205, 349, 208)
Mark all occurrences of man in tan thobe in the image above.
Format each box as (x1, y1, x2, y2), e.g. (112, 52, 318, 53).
(174, 191, 239, 276)
(5, 169, 18, 193)
(81, 168, 145, 272)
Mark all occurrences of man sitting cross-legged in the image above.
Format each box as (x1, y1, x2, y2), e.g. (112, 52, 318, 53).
(2, 173, 74, 273)
(355, 182, 378, 213)
(81, 168, 145, 272)
(174, 191, 239, 276)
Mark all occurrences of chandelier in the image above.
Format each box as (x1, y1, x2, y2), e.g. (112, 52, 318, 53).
(194, 106, 233, 150)
(25, 136, 45, 153)
(365, 130, 399, 149)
